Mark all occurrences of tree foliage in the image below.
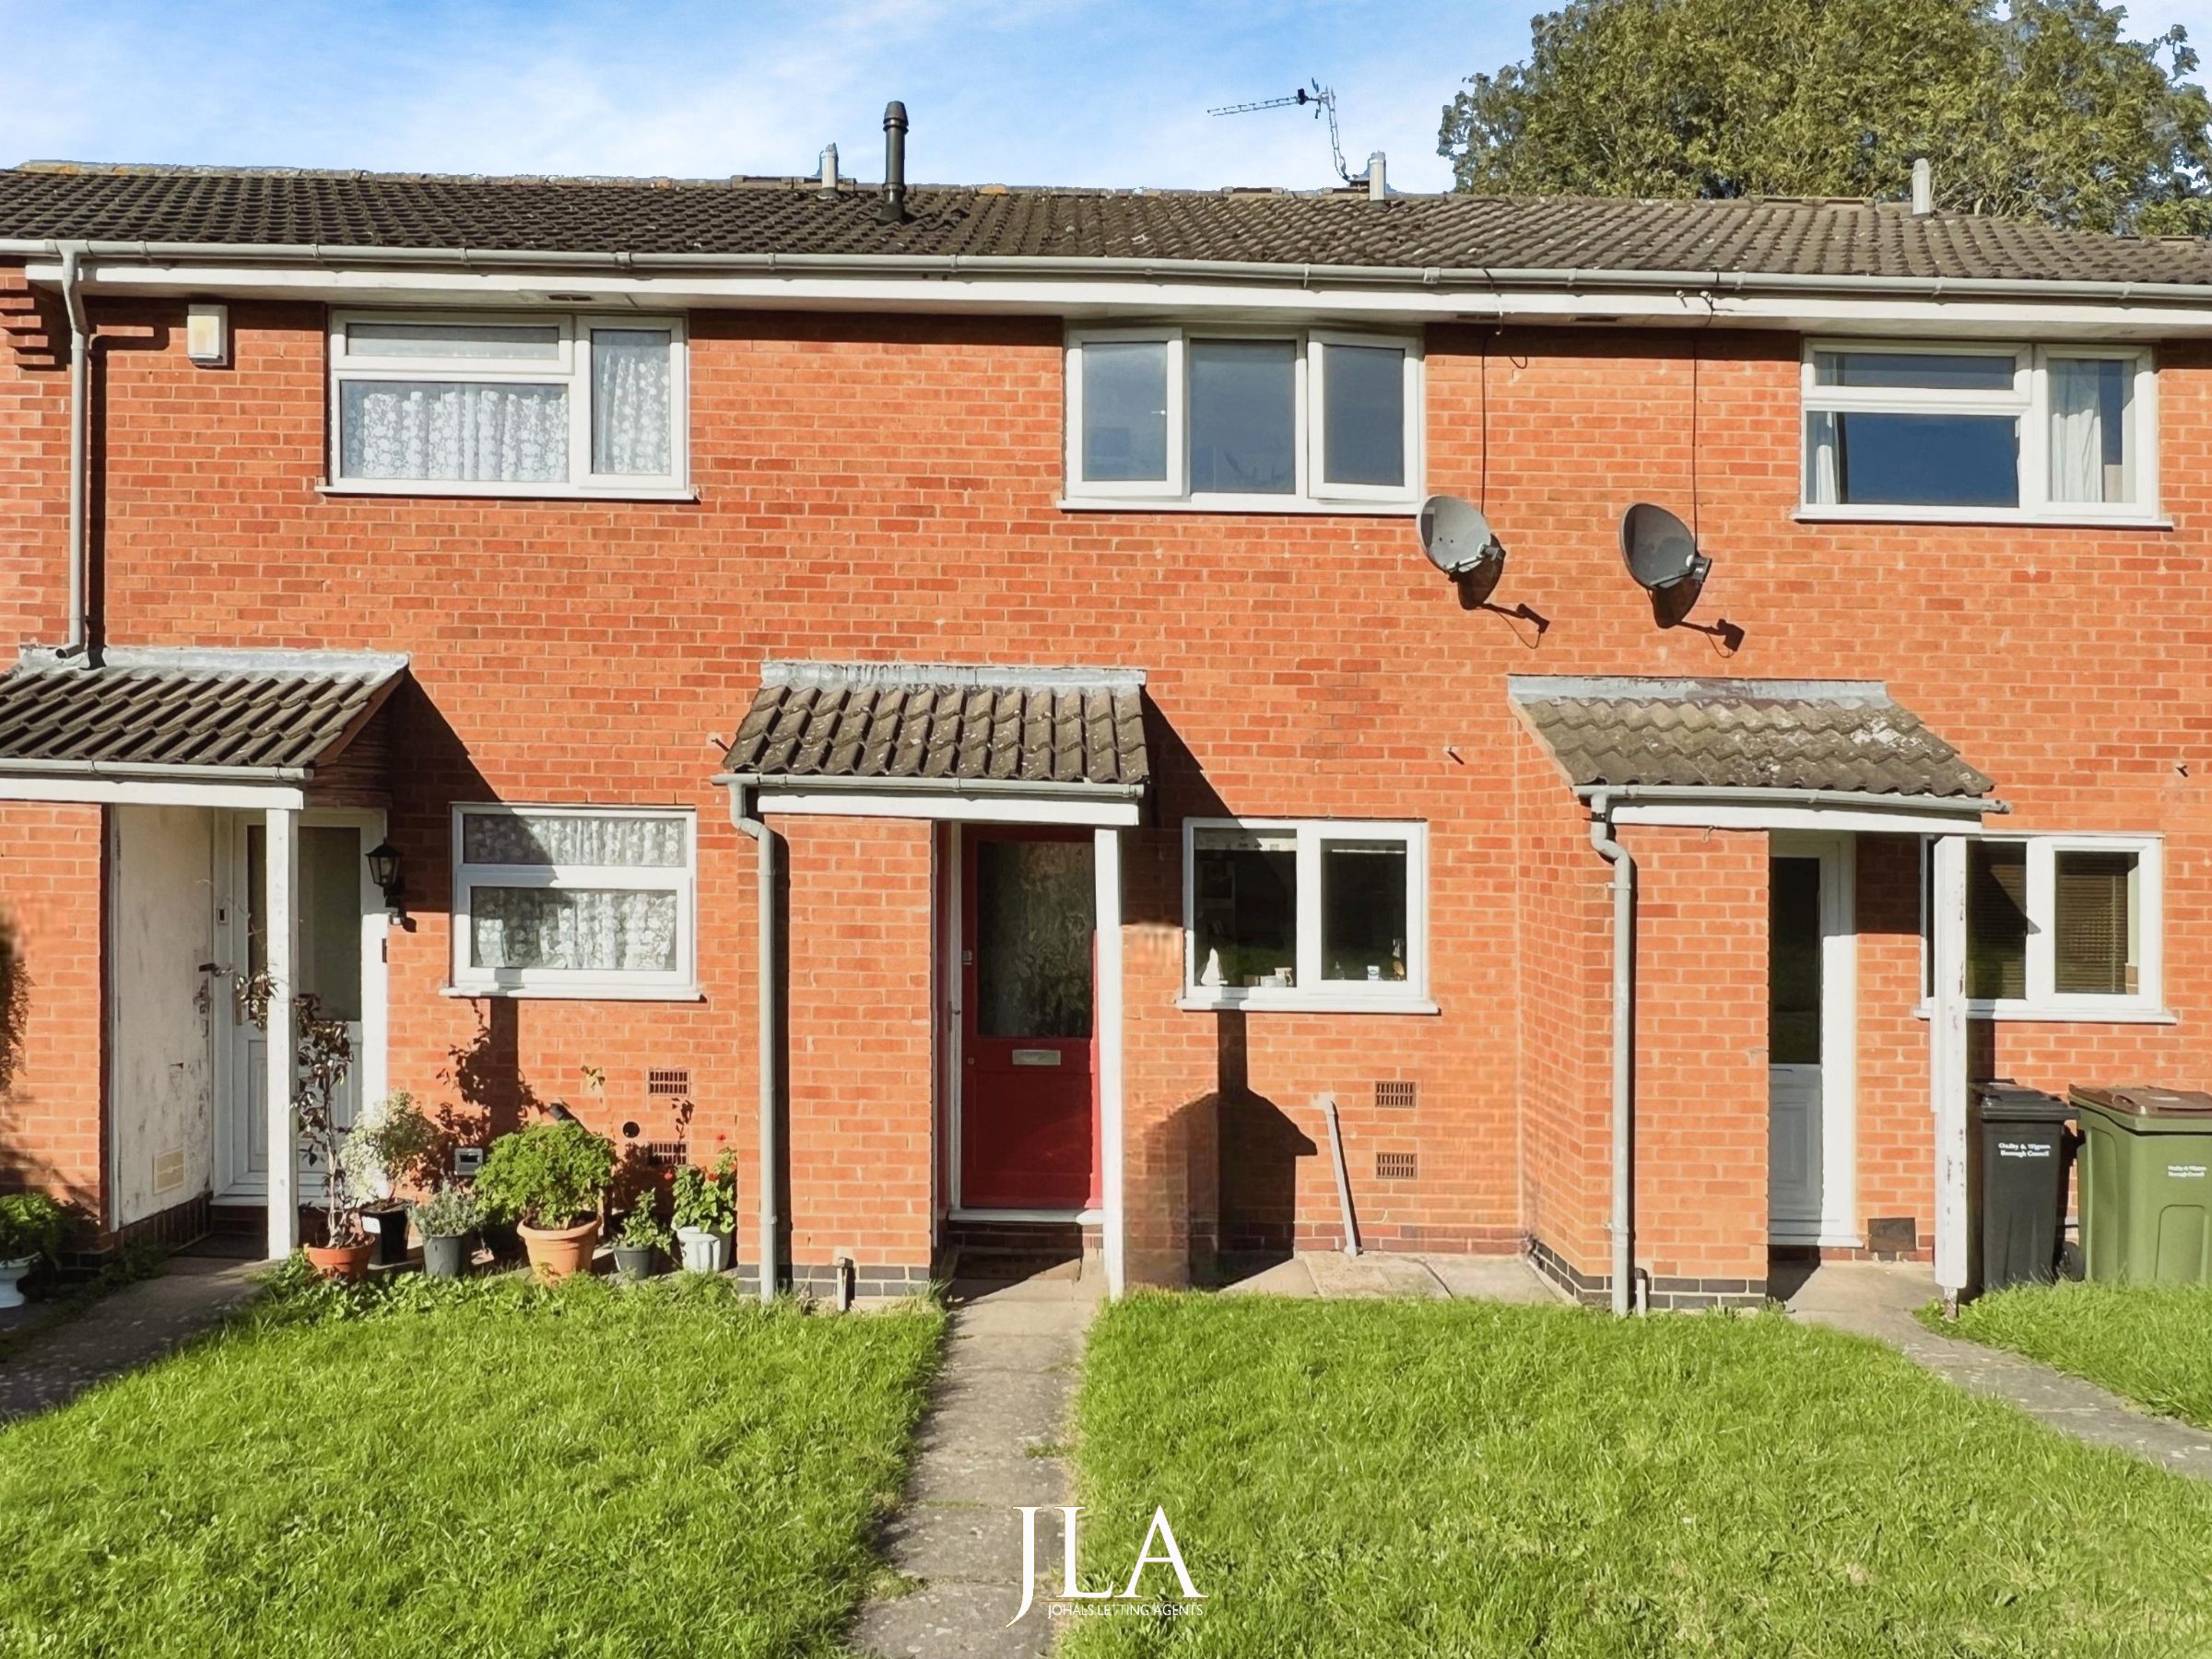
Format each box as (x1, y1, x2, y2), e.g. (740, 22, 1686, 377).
(1439, 0, 2212, 232)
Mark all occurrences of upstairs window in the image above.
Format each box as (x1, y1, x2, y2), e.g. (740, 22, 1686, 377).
(1801, 341, 2154, 522)
(1065, 327, 1422, 510)
(330, 312, 686, 497)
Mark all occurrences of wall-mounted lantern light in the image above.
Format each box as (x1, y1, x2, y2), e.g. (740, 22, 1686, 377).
(366, 840, 406, 921)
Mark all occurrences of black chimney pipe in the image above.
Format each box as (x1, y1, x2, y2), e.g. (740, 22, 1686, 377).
(880, 100, 908, 223)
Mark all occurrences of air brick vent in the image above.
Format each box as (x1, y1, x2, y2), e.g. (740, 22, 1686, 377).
(645, 1141, 689, 1167)
(1374, 1152, 1418, 1182)
(647, 1068, 691, 1097)
(1375, 1080, 1418, 1111)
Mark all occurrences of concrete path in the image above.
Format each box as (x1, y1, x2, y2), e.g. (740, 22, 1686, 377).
(850, 1270, 1102, 1659)
(1220, 1250, 1561, 1302)
(1787, 1263, 2212, 1483)
(0, 1256, 262, 1425)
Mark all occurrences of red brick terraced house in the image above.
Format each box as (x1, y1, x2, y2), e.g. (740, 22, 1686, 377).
(2, 132, 2208, 1312)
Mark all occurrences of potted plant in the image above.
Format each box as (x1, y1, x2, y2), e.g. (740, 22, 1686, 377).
(612, 1206, 670, 1281)
(475, 1120, 615, 1281)
(0, 1192, 68, 1311)
(237, 974, 373, 1280)
(409, 1184, 481, 1280)
(671, 1149, 737, 1274)
(340, 1090, 439, 1268)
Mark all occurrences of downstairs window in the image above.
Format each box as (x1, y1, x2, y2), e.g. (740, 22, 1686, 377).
(451, 806, 696, 996)
(1922, 834, 2163, 1017)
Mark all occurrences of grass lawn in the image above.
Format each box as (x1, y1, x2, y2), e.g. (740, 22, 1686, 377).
(0, 1265, 943, 1659)
(1941, 1280, 2212, 1429)
(1071, 1295, 2212, 1658)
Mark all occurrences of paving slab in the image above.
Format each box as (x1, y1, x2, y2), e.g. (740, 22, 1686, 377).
(1417, 1253, 1562, 1303)
(1786, 1262, 2212, 1483)
(1302, 1251, 1448, 1300)
(0, 1256, 262, 1424)
(850, 1272, 1100, 1659)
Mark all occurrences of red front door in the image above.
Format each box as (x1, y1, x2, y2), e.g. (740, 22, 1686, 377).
(960, 829, 1097, 1210)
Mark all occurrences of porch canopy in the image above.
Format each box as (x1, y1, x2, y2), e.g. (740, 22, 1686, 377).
(0, 645, 408, 809)
(1511, 674, 2000, 1313)
(715, 660, 1149, 825)
(1509, 675, 1999, 833)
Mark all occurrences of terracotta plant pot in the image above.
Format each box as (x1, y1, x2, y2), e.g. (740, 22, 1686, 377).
(304, 1241, 376, 1282)
(518, 1218, 601, 1282)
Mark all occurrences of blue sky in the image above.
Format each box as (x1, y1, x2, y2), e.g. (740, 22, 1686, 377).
(6, 0, 2212, 194)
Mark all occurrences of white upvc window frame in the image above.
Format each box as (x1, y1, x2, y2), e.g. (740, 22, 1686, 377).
(1917, 830, 2167, 1021)
(1179, 817, 1433, 1014)
(1063, 324, 1423, 512)
(449, 803, 699, 999)
(1798, 338, 2159, 526)
(328, 310, 689, 500)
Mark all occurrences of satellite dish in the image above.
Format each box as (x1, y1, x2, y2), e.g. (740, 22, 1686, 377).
(1418, 494, 1507, 606)
(1619, 502, 1712, 594)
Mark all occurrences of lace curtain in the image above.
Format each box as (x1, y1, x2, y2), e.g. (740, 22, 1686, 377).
(463, 812, 686, 868)
(471, 888, 678, 973)
(341, 381, 568, 482)
(593, 330, 672, 475)
(2049, 358, 2115, 503)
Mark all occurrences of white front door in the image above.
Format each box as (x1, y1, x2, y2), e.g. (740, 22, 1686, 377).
(213, 811, 385, 1203)
(1768, 836, 1857, 1245)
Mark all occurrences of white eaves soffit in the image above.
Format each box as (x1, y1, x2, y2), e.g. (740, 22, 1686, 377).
(22, 257, 2212, 340)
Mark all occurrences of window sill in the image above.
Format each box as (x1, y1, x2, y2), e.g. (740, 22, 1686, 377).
(1059, 495, 1421, 517)
(443, 982, 705, 1003)
(1176, 992, 1439, 1016)
(1912, 1001, 2177, 1025)
(319, 481, 699, 504)
(1793, 506, 2171, 531)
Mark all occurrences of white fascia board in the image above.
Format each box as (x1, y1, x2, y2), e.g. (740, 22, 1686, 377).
(753, 787, 1141, 827)
(32, 261, 2212, 338)
(1610, 802, 1991, 835)
(0, 774, 305, 809)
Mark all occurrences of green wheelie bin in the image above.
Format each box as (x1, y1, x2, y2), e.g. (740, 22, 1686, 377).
(2071, 1087, 2212, 1284)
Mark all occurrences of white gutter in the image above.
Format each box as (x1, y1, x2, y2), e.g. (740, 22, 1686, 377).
(723, 780, 780, 1306)
(0, 757, 313, 782)
(711, 771, 1145, 802)
(1587, 792, 1637, 1318)
(5, 236, 2211, 309)
(56, 241, 89, 653)
(1569, 784, 2006, 816)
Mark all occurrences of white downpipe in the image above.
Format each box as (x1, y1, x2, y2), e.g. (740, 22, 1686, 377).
(1092, 826, 1127, 1296)
(1589, 794, 1637, 1316)
(726, 784, 780, 1305)
(264, 806, 300, 1260)
(58, 241, 89, 654)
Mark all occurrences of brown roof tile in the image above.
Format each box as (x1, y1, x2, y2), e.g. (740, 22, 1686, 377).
(6, 163, 2210, 288)
(0, 647, 407, 777)
(724, 662, 1147, 794)
(1509, 676, 1994, 798)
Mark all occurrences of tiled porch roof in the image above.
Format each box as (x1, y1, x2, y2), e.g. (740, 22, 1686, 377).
(0, 647, 408, 780)
(723, 662, 1147, 795)
(1508, 677, 1994, 799)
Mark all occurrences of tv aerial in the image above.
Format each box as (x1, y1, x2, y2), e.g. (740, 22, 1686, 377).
(1619, 502, 1741, 649)
(1418, 494, 1544, 630)
(1208, 79, 1356, 184)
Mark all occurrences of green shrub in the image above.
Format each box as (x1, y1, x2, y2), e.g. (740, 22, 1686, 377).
(408, 1183, 481, 1240)
(0, 1192, 70, 1263)
(615, 1206, 671, 1251)
(671, 1150, 738, 1234)
(475, 1122, 615, 1230)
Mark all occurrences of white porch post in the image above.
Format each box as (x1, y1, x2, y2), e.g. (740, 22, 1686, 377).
(1930, 833, 1971, 1312)
(1094, 826, 1126, 1297)
(265, 806, 301, 1260)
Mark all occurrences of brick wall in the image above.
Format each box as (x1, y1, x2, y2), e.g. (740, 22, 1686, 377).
(6, 265, 2212, 1285)
(0, 805, 105, 1223)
